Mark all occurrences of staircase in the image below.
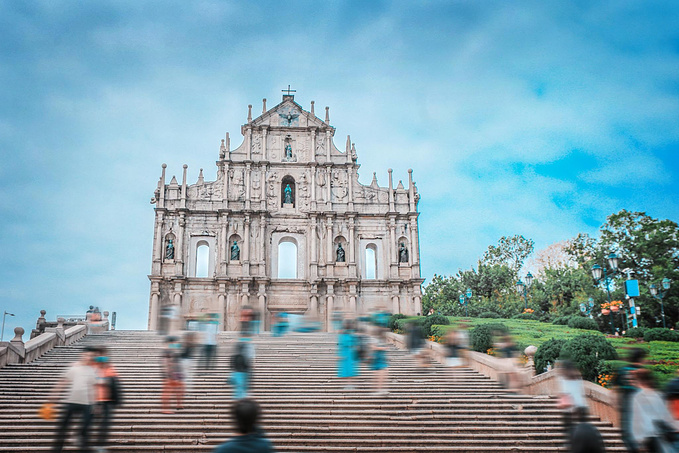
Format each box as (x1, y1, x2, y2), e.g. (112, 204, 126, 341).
(0, 330, 625, 451)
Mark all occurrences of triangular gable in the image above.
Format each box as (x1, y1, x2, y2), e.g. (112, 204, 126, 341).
(249, 98, 328, 129)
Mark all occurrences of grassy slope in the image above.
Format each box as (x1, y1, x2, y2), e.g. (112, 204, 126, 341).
(436, 317, 679, 386)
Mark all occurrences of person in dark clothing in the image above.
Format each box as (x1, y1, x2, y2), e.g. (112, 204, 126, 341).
(613, 348, 648, 453)
(213, 398, 275, 453)
(571, 422, 606, 453)
(406, 321, 428, 368)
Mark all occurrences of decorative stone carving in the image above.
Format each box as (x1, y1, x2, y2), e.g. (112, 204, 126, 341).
(252, 171, 262, 200)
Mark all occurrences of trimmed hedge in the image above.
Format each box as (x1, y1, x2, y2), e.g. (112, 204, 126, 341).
(388, 314, 408, 331)
(567, 316, 599, 331)
(394, 317, 424, 334)
(469, 323, 509, 353)
(552, 316, 572, 326)
(534, 338, 567, 374)
(560, 334, 617, 381)
(624, 327, 647, 339)
(644, 328, 679, 343)
(422, 315, 450, 337)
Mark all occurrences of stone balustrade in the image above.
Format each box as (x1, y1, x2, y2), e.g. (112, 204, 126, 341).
(385, 330, 619, 427)
(0, 319, 87, 368)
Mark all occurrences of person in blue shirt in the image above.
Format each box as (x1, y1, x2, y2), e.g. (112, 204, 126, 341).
(214, 398, 275, 453)
(337, 320, 359, 389)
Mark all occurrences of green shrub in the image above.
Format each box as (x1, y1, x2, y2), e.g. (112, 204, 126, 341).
(552, 316, 572, 326)
(430, 324, 454, 338)
(387, 314, 408, 331)
(534, 338, 566, 374)
(560, 334, 617, 381)
(513, 313, 538, 321)
(394, 317, 424, 333)
(469, 323, 509, 353)
(644, 328, 679, 343)
(624, 327, 647, 339)
(422, 315, 450, 337)
(567, 316, 600, 331)
(478, 311, 500, 319)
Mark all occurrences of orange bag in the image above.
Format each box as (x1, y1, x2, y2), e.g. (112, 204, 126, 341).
(37, 403, 56, 420)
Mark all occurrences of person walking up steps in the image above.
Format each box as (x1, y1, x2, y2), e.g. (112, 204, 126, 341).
(337, 319, 359, 390)
(93, 346, 121, 453)
(213, 398, 275, 452)
(370, 327, 389, 395)
(161, 336, 184, 414)
(49, 346, 98, 452)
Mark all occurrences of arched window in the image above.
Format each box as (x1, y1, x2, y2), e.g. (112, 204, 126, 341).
(365, 244, 377, 279)
(195, 242, 210, 278)
(278, 241, 297, 279)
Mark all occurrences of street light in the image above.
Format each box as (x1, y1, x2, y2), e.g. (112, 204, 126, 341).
(516, 272, 534, 310)
(459, 288, 472, 317)
(591, 253, 620, 335)
(1, 311, 15, 342)
(649, 278, 671, 329)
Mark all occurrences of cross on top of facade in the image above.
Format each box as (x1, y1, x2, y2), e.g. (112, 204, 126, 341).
(282, 85, 296, 96)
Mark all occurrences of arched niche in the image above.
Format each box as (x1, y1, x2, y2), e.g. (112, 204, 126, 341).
(164, 233, 176, 261)
(188, 235, 216, 278)
(281, 175, 295, 207)
(228, 233, 242, 262)
(334, 235, 347, 263)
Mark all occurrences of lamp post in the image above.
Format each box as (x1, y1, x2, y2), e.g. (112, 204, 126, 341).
(579, 298, 595, 318)
(1, 311, 15, 342)
(591, 252, 619, 334)
(459, 288, 472, 317)
(649, 278, 671, 329)
(515, 272, 534, 310)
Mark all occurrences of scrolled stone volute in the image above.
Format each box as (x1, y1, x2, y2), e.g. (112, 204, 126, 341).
(11, 327, 24, 344)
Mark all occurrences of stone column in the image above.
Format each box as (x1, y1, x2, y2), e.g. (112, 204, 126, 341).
(326, 165, 332, 207)
(222, 161, 229, 209)
(259, 214, 266, 276)
(347, 167, 354, 211)
(326, 284, 335, 332)
(325, 130, 331, 162)
(257, 282, 266, 331)
(220, 214, 228, 275)
(391, 285, 400, 315)
(410, 217, 420, 278)
(348, 216, 356, 276)
(310, 128, 317, 163)
(310, 284, 319, 316)
(326, 216, 333, 264)
(153, 211, 164, 274)
(245, 163, 251, 211)
(149, 283, 160, 330)
(310, 216, 318, 280)
(218, 282, 226, 331)
(389, 217, 397, 278)
(243, 216, 251, 275)
(246, 126, 252, 161)
(176, 213, 185, 275)
(311, 164, 317, 210)
(262, 127, 268, 161)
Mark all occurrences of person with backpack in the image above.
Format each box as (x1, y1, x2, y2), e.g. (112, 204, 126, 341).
(614, 348, 649, 453)
(93, 346, 121, 453)
(230, 333, 255, 400)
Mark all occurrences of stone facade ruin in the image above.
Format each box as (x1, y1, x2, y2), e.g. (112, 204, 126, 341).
(148, 93, 423, 331)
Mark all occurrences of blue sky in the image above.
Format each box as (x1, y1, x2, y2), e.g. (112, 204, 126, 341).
(1, 1, 678, 337)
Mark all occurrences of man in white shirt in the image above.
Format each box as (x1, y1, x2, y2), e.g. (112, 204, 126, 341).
(50, 346, 98, 452)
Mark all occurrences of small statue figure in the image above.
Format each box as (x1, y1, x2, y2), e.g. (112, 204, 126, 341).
(165, 239, 175, 260)
(231, 240, 240, 261)
(285, 143, 293, 159)
(399, 242, 409, 263)
(336, 243, 346, 262)
(284, 184, 293, 204)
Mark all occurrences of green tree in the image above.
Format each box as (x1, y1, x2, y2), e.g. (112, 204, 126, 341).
(482, 235, 535, 278)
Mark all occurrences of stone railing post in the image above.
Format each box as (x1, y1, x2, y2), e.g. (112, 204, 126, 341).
(524, 345, 537, 375)
(103, 311, 110, 331)
(55, 318, 66, 346)
(10, 327, 25, 362)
